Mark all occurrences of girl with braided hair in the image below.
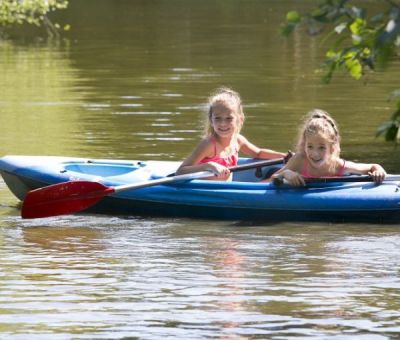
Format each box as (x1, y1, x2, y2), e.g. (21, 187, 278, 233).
(270, 109, 386, 186)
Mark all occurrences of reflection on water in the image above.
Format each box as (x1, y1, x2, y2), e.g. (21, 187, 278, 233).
(1, 218, 400, 338)
(1, 0, 400, 337)
(0, 43, 89, 156)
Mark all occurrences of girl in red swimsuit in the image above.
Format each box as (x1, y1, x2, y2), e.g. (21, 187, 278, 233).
(176, 87, 286, 181)
(271, 109, 386, 186)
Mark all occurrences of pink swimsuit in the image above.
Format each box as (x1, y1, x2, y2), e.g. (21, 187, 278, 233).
(301, 159, 346, 178)
(198, 138, 239, 167)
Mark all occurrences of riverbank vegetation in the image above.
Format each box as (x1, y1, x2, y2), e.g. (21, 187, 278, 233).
(282, 0, 400, 143)
(0, 0, 69, 40)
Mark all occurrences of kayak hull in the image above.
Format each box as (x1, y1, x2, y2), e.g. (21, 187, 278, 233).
(1, 155, 400, 222)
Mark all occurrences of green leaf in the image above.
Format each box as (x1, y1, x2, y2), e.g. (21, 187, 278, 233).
(350, 18, 365, 35)
(334, 22, 347, 34)
(286, 11, 301, 24)
(376, 121, 393, 136)
(326, 49, 339, 60)
(280, 23, 295, 36)
(386, 124, 399, 142)
(345, 58, 363, 79)
(376, 121, 398, 142)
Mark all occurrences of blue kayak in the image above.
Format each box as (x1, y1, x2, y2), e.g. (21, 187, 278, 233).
(0, 155, 399, 222)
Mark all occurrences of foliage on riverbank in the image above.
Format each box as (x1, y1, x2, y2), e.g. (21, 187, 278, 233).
(282, 0, 400, 143)
(0, 0, 69, 39)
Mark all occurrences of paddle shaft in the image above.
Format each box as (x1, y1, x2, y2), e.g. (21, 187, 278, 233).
(230, 158, 284, 172)
(113, 157, 285, 193)
(113, 171, 213, 193)
(273, 174, 400, 186)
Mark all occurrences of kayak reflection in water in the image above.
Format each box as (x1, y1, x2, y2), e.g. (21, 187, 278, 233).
(176, 87, 287, 181)
(270, 109, 387, 186)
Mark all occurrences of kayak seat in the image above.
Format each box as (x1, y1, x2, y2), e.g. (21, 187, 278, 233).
(263, 166, 281, 180)
(233, 164, 283, 182)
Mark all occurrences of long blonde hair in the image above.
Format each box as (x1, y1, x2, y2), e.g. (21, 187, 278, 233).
(204, 87, 245, 137)
(297, 109, 341, 163)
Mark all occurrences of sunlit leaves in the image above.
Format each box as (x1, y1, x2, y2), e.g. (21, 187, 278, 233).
(350, 18, 365, 35)
(345, 58, 362, 79)
(282, 0, 400, 143)
(0, 0, 69, 38)
(324, 48, 364, 82)
(283, 1, 400, 76)
(349, 18, 366, 45)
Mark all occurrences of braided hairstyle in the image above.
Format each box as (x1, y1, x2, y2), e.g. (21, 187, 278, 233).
(296, 109, 341, 162)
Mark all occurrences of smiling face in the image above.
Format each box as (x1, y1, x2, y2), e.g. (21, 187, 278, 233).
(304, 132, 334, 169)
(210, 101, 242, 138)
(297, 111, 341, 171)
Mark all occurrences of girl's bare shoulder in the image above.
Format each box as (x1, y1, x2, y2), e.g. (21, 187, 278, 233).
(236, 134, 249, 145)
(286, 153, 305, 169)
(290, 152, 305, 162)
(181, 136, 215, 166)
(193, 136, 216, 155)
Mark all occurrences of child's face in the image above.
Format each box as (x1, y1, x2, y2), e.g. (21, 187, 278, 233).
(304, 133, 334, 168)
(210, 102, 240, 138)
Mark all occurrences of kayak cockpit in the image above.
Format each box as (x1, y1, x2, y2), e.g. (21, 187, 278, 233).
(61, 158, 281, 184)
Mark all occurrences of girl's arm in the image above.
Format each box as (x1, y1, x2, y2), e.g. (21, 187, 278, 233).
(175, 138, 230, 178)
(269, 153, 306, 186)
(238, 135, 286, 159)
(344, 160, 386, 183)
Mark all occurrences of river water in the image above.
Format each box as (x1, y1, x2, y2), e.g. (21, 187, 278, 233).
(1, 0, 400, 338)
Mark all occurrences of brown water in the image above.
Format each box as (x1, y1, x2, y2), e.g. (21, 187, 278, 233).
(1, 0, 400, 338)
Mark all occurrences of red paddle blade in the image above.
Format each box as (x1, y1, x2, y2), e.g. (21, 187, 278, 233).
(21, 181, 115, 219)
